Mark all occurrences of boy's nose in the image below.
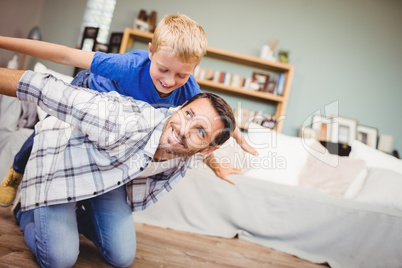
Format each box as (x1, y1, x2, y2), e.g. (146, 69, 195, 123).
(164, 74, 175, 86)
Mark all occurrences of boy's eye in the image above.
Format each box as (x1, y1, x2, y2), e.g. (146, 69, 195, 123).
(159, 68, 168, 73)
(177, 74, 186, 79)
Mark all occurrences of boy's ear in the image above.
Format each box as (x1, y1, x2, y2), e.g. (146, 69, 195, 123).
(148, 42, 153, 59)
(199, 145, 220, 158)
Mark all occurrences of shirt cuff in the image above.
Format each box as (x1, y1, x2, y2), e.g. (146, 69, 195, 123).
(16, 70, 43, 104)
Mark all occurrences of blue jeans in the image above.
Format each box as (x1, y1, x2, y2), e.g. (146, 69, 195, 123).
(17, 186, 136, 268)
(12, 70, 91, 174)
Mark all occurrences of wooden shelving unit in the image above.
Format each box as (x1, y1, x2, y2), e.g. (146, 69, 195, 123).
(119, 28, 295, 133)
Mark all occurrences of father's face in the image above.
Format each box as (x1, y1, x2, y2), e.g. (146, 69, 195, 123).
(159, 98, 224, 157)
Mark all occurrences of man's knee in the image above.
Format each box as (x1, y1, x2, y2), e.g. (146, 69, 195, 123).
(106, 248, 136, 268)
(37, 246, 79, 268)
(104, 235, 136, 268)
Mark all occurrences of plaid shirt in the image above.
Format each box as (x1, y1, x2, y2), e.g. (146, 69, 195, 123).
(17, 71, 191, 212)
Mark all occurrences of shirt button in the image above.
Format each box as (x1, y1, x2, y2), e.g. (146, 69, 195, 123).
(117, 181, 121, 185)
(93, 192, 97, 195)
(140, 167, 144, 171)
(67, 197, 72, 201)
(35, 203, 39, 207)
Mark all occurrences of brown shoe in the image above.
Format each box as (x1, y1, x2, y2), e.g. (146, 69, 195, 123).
(0, 166, 23, 207)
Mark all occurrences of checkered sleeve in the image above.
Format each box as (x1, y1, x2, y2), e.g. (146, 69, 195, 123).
(17, 71, 152, 149)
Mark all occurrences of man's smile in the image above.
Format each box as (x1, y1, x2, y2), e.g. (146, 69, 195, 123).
(171, 127, 185, 147)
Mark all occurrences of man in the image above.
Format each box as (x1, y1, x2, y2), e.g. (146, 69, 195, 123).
(0, 68, 235, 268)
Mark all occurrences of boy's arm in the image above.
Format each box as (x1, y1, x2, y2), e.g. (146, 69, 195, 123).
(202, 128, 257, 185)
(202, 152, 242, 185)
(0, 36, 94, 69)
(232, 128, 258, 156)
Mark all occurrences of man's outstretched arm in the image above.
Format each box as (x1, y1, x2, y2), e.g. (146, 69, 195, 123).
(0, 68, 159, 150)
(0, 68, 24, 97)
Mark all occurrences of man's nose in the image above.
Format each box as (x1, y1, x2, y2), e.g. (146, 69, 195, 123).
(179, 119, 194, 139)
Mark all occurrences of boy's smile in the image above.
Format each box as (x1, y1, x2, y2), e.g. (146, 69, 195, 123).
(148, 44, 197, 97)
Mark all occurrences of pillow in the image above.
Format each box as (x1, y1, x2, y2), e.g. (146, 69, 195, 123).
(0, 95, 22, 132)
(299, 140, 366, 197)
(353, 167, 402, 211)
(33, 62, 74, 83)
(343, 167, 368, 199)
(349, 140, 402, 175)
(243, 123, 315, 186)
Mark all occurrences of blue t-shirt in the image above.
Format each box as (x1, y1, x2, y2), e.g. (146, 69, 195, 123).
(89, 50, 201, 108)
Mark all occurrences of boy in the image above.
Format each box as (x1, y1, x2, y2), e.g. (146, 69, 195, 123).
(0, 14, 256, 206)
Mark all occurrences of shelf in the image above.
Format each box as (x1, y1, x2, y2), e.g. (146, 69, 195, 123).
(196, 79, 284, 102)
(119, 28, 295, 133)
(120, 29, 293, 72)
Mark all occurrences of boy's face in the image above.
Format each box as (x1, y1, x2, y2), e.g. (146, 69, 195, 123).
(158, 98, 223, 158)
(149, 44, 197, 97)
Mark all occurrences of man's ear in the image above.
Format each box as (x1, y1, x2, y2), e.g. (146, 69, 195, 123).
(148, 42, 153, 59)
(199, 145, 220, 158)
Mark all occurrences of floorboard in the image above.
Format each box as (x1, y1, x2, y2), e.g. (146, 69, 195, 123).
(0, 207, 326, 267)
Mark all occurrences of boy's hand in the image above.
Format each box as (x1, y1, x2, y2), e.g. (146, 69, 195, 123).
(211, 162, 243, 185)
(233, 128, 259, 156)
(203, 153, 242, 185)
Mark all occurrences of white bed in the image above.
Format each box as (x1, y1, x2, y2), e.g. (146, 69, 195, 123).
(1, 64, 401, 268)
(134, 127, 402, 268)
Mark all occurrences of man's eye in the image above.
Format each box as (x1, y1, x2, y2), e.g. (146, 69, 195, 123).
(198, 128, 205, 138)
(185, 111, 192, 119)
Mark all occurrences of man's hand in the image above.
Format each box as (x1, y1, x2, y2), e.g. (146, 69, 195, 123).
(233, 128, 259, 156)
(203, 152, 242, 185)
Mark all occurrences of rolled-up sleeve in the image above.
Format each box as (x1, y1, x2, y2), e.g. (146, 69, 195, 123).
(16, 71, 157, 149)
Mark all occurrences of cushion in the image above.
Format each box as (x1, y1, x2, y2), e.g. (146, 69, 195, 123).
(0, 95, 22, 132)
(353, 168, 402, 211)
(349, 140, 402, 175)
(243, 123, 315, 186)
(343, 168, 368, 199)
(299, 140, 366, 196)
(33, 62, 74, 83)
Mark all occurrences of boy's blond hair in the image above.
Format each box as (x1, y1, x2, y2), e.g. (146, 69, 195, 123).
(151, 14, 207, 64)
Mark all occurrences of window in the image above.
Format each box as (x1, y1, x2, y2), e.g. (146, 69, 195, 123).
(79, 0, 116, 50)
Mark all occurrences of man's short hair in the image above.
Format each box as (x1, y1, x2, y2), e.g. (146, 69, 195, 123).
(151, 14, 207, 64)
(182, 93, 236, 146)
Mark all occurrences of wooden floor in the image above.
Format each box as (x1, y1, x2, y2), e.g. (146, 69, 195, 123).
(0, 207, 326, 268)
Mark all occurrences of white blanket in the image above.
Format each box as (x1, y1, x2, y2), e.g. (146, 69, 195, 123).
(134, 165, 402, 268)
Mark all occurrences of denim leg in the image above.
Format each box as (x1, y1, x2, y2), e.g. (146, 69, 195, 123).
(12, 132, 35, 174)
(78, 186, 136, 267)
(18, 203, 80, 268)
